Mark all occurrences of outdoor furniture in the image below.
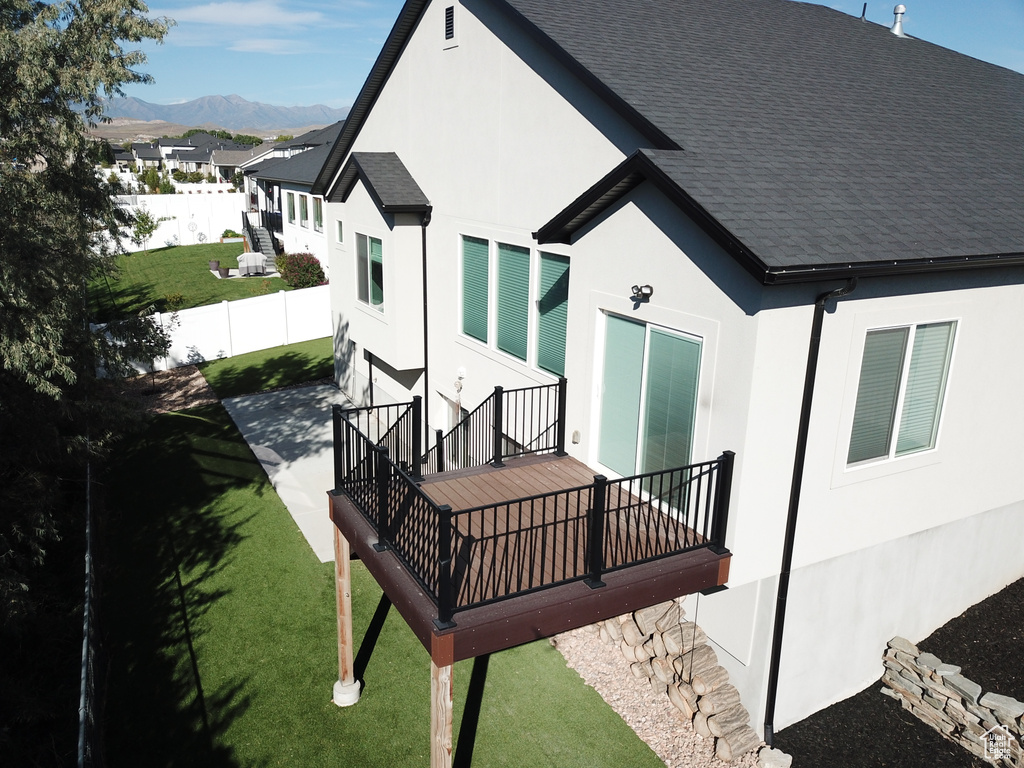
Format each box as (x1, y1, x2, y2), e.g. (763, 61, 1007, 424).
(237, 252, 266, 276)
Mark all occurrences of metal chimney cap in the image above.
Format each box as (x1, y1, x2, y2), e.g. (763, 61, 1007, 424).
(891, 4, 907, 36)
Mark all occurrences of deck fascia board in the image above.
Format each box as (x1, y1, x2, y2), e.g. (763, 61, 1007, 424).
(329, 490, 730, 665)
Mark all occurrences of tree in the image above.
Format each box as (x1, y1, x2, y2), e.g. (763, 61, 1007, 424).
(232, 133, 263, 146)
(0, 0, 170, 760)
(274, 134, 294, 142)
(131, 207, 172, 255)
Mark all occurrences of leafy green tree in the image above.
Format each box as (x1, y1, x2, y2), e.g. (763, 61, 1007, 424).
(131, 207, 172, 254)
(274, 134, 294, 142)
(158, 171, 175, 194)
(232, 133, 263, 146)
(0, 0, 170, 760)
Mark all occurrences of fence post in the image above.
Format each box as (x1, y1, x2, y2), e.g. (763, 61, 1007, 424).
(491, 386, 505, 468)
(585, 475, 608, 589)
(710, 451, 735, 554)
(222, 300, 234, 358)
(412, 396, 423, 479)
(555, 377, 568, 456)
(435, 429, 445, 473)
(279, 290, 289, 346)
(373, 446, 390, 552)
(332, 405, 344, 491)
(434, 504, 456, 629)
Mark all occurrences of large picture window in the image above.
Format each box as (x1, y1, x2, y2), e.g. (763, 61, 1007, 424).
(459, 236, 569, 375)
(847, 321, 956, 465)
(356, 233, 383, 311)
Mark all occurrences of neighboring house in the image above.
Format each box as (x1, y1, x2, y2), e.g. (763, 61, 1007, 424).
(164, 137, 255, 177)
(129, 142, 162, 169)
(210, 143, 278, 184)
(111, 146, 134, 171)
(311, 0, 1024, 754)
(243, 122, 343, 267)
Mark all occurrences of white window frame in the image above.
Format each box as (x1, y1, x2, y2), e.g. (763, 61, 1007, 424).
(355, 232, 384, 312)
(299, 194, 309, 228)
(313, 197, 323, 233)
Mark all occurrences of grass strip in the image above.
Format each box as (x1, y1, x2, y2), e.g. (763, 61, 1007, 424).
(102, 405, 663, 767)
(91, 242, 292, 321)
(197, 336, 334, 399)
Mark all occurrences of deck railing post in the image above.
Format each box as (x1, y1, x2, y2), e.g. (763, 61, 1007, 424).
(491, 386, 505, 468)
(710, 451, 735, 554)
(412, 396, 423, 479)
(373, 446, 390, 552)
(332, 405, 344, 491)
(435, 428, 445, 473)
(555, 377, 568, 456)
(435, 504, 456, 629)
(585, 475, 608, 589)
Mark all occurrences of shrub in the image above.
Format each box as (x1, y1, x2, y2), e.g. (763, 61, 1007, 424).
(221, 229, 241, 238)
(164, 291, 185, 310)
(277, 252, 326, 289)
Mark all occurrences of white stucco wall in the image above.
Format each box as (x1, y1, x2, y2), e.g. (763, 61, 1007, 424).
(280, 182, 328, 265)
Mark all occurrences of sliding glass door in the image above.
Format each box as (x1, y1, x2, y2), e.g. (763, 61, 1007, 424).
(598, 314, 701, 477)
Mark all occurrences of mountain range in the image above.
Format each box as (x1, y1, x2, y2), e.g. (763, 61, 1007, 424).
(101, 94, 348, 131)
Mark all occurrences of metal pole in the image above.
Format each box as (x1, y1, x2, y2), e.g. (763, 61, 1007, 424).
(373, 446, 390, 552)
(709, 451, 735, 554)
(435, 504, 456, 629)
(491, 386, 504, 468)
(555, 377, 568, 456)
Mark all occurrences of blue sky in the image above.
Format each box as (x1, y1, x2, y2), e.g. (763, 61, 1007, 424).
(122, 0, 1024, 108)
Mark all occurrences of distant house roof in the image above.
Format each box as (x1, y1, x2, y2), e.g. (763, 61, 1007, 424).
(130, 143, 162, 160)
(246, 122, 346, 186)
(314, 0, 1024, 284)
(331, 152, 430, 213)
(210, 145, 277, 167)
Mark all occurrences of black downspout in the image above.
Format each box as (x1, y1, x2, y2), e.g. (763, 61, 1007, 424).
(763, 278, 857, 747)
(421, 209, 432, 453)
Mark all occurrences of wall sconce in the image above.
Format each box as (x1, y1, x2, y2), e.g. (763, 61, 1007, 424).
(631, 284, 654, 302)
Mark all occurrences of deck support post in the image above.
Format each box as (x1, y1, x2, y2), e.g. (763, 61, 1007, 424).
(435, 428, 445, 473)
(332, 524, 361, 706)
(412, 395, 423, 479)
(430, 660, 454, 768)
(332, 405, 344, 491)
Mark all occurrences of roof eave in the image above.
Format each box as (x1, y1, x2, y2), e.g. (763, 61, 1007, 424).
(534, 150, 771, 284)
(763, 252, 1024, 285)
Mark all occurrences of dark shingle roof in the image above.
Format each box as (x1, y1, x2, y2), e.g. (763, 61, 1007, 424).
(513, 0, 1024, 280)
(251, 142, 337, 185)
(332, 152, 430, 213)
(316, 0, 1024, 282)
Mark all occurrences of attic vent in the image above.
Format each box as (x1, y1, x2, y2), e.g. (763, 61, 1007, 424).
(445, 6, 454, 40)
(891, 4, 906, 36)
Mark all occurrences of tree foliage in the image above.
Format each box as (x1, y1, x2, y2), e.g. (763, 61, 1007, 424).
(0, 0, 171, 760)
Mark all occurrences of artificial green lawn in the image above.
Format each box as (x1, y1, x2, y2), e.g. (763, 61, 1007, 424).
(198, 337, 334, 399)
(91, 242, 292, 322)
(102, 404, 664, 767)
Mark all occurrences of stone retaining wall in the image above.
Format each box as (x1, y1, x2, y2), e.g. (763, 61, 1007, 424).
(882, 636, 1024, 766)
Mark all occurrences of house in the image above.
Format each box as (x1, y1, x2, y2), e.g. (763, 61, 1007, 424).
(129, 142, 162, 169)
(243, 122, 343, 267)
(311, 0, 1024, 761)
(210, 144, 277, 185)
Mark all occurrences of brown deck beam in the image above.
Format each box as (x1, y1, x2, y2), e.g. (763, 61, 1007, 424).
(329, 490, 730, 666)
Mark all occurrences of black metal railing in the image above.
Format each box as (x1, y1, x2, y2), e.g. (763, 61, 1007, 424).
(422, 378, 567, 474)
(241, 212, 260, 254)
(261, 209, 282, 233)
(333, 391, 735, 626)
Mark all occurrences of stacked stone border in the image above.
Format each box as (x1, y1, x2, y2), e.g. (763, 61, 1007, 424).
(883, 636, 1024, 766)
(596, 600, 783, 764)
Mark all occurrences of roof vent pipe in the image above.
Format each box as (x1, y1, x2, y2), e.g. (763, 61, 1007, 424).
(891, 4, 906, 36)
(861, 3, 867, 21)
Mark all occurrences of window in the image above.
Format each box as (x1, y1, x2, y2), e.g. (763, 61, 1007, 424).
(299, 195, 309, 228)
(336, 220, 344, 243)
(313, 198, 323, 232)
(286, 192, 295, 223)
(847, 321, 956, 465)
(459, 235, 569, 375)
(356, 233, 384, 311)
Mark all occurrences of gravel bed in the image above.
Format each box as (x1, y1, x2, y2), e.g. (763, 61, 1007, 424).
(554, 625, 760, 768)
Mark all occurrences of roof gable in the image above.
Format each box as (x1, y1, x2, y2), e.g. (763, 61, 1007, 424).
(333, 152, 430, 214)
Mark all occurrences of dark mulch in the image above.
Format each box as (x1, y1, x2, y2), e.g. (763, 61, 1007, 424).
(775, 576, 1024, 767)
(918, 576, 1024, 701)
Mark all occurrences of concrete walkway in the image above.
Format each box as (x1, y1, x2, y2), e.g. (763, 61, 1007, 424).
(222, 384, 353, 563)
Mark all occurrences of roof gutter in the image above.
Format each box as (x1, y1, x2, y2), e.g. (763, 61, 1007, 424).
(763, 252, 1024, 285)
(763, 277, 857, 747)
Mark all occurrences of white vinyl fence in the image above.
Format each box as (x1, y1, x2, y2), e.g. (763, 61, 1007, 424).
(147, 284, 331, 371)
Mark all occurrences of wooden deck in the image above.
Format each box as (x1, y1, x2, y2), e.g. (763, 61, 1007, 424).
(329, 451, 731, 665)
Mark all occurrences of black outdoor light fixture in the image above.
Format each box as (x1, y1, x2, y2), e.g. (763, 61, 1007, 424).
(631, 284, 654, 301)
